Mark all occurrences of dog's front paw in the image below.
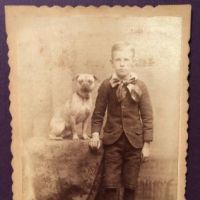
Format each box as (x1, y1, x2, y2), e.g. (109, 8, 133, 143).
(72, 134, 79, 140)
(83, 133, 89, 140)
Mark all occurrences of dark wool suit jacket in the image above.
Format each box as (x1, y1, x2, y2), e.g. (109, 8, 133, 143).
(91, 78, 153, 148)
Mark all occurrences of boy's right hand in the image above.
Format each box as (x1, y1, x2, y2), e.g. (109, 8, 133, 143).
(89, 132, 101, 150)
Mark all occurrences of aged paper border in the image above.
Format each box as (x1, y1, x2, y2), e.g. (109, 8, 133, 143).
(5, 5, 191, 200)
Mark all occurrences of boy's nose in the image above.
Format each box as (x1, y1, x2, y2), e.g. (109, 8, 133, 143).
(119, 60, 126, 67)
(120, 63, 125, 67)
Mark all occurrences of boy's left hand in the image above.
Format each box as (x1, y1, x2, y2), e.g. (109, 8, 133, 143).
(142, 142, 150, 162)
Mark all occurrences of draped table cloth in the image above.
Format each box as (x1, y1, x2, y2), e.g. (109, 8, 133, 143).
(23, 138, 103, 200)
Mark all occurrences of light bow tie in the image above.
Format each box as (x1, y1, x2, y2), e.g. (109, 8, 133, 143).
(110, 75, 142, 102)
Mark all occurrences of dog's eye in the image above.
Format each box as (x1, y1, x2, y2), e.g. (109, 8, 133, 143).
(88, 80, 92, 84)
(78, 80, 83, 84)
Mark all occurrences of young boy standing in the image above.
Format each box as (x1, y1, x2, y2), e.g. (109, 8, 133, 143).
(89, 42, 153, 200)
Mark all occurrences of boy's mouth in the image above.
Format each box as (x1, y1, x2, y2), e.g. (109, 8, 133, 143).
(118, 69, 126, 73)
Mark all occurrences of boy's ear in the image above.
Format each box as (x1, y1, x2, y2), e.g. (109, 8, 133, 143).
(131, 58, 136, 67)
(72, 74, 80, 81)
(93, 75, 98, 81)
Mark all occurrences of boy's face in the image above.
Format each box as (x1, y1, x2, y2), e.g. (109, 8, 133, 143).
(111, 48, 134, 79)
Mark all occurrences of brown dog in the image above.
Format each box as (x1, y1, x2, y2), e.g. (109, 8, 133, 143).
(49, 73, 97, 140)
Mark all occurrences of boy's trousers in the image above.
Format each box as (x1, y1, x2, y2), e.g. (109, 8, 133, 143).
(102, 133, 142, 191)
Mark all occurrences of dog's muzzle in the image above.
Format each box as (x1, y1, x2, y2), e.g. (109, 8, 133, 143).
(81, 85, 92, 92)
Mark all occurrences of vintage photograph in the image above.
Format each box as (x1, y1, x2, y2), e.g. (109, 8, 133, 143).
(6, 5, 191, 200)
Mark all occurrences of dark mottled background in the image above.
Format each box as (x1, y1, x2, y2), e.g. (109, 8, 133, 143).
(0, 0, 200, 200)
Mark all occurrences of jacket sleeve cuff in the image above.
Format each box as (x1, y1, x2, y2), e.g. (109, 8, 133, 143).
(91, 125, 102, 134)
(143, 132, 153, 142)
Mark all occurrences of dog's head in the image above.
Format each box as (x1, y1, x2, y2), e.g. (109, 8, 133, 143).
(73, 73, 97, 93)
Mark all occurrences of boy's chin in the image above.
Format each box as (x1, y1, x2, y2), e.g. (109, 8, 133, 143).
(116, 72, 130, 79)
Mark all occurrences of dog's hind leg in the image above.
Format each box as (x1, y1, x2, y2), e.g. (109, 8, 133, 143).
(61, 126, 72, 138)
(49, 118, 66, 140)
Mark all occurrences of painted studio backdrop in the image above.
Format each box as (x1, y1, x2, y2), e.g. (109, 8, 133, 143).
(6, 7, 183, 200)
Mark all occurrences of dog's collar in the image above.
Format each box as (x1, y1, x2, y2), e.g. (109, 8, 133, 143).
(76, 91, 90, 100)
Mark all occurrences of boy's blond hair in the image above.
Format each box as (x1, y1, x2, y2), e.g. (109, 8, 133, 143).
(111, 41, 135, 58)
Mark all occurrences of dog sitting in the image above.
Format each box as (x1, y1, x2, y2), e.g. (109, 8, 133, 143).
(49, 73, 97, 140)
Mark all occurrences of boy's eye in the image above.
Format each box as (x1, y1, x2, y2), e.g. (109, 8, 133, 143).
(114, 58, 130, 62)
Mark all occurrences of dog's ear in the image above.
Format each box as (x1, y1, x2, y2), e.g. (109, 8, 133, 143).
(72, 74, 80, 81)
(93, 75, 98, 81)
